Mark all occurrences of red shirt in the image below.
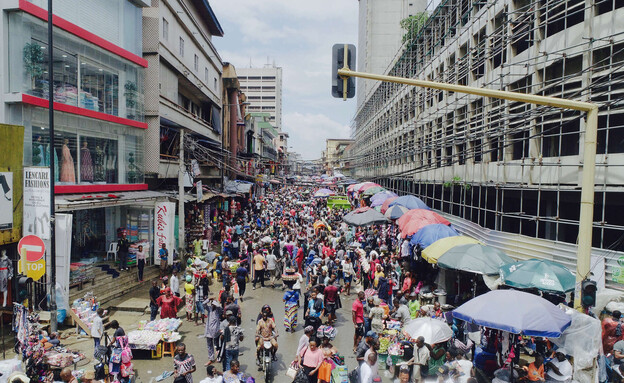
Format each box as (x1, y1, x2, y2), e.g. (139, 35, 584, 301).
(324, 285, 339, 304)
(352, 299, 364, 324)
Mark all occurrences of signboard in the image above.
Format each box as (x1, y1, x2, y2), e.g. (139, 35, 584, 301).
(154, 202, 175, 265)
(23, 167, 51, 239)
(17, 234, 46, 281)
(0, 172, 13, 230)
(196, 180, 203, 202)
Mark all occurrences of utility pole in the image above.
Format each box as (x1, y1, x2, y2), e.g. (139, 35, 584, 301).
(48, 0, 57, 332)
(178, 129, 185, 259)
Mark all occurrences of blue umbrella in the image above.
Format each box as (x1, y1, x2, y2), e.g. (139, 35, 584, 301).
(453, 290, 572, 337)
(389, 195, 429, 210)
(410, 224, 459, 248)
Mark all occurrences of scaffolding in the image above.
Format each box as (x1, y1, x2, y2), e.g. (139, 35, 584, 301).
(351, 0, 624, 253)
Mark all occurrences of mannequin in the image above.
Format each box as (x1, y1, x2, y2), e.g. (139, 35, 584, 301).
(60, 138, 75, 183)
(80, 140, 94, 182)
(94, 145, 105, 182)
(0, 250, 13, 307)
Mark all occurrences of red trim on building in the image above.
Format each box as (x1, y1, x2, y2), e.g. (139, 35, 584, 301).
(22, 94, 148, 130)
(55, 184, 149, 194)
(19, 0, 148, 68)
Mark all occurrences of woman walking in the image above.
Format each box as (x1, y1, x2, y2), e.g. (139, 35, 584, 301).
(296, 337, 324, 383)
(283, 288, 300, 332)
(156, 287, 183, 319)
(136, 245, 146, 282)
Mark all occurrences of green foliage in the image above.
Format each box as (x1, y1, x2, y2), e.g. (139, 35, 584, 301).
(23, 43, 45, 79)
(443, 176, 471, 190)
(400, 13, 429, 44)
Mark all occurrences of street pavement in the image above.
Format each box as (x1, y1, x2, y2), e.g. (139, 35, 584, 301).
(49, 279, 374, 383)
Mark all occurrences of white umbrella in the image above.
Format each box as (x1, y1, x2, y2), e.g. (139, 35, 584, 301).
(402, 317, 453, 344)
(261, 236, 272, 244)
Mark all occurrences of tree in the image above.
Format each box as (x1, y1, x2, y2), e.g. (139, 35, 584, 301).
(400, 13, 429, 44)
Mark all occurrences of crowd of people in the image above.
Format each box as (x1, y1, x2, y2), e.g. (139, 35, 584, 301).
(138, 185, 576, 383)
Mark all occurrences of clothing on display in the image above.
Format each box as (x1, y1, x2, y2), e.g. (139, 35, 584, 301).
(60, 142, 76, 183)
(0, 252, 13, 293)
(80, 142, 94, 182)
(94, 145, 105, 182)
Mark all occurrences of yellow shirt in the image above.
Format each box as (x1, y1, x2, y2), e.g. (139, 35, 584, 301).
(184, 282, 195, 296)
(374, 271, 385, 287)
(254, 254, 266, 271)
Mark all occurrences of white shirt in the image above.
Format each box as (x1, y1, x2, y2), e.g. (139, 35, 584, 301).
(170, 275, 180, 295)
(91, 315, 104, 338)
(360, 362, 373, 383)
(266, 253, 278, 270)
(199, 376, 223, 383)
(293, 274, 303, 290)
(364, 348, 378, 377)
(342, 261, 355, 276)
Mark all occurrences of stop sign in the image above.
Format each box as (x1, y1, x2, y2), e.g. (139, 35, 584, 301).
(18, 235, 46, 262)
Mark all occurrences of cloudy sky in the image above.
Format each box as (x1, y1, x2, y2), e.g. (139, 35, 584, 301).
(210, 0, 359, 160)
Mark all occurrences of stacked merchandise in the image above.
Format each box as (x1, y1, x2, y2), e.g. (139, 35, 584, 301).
(127, 330, 163, 350)
(71, 293, 100, 332)
(79, 91, 99, 111)
(44, 348, 86, 368)
(69, 263, 94, 285)
(137, 318, 181, 342)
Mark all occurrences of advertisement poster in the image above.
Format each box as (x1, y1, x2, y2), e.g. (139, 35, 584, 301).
(154, 202, 175, 265)
(0, 172, 13, 230)
(23, 167, 51, 239)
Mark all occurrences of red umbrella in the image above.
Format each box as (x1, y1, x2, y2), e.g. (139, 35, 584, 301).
(381, 197, 398, 214)
(398, 210, 450, 238)
(359, 183, 382, 192)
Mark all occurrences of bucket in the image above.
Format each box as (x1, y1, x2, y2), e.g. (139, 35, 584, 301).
(434, 291, 447, 305)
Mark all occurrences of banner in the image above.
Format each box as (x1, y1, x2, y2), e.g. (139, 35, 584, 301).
(196, 180, 203, 202)
(154, 202, 175, 265)
(23, 167, 51, 239)
(0, 172, 13, 230)
(45, 213, 73, 298)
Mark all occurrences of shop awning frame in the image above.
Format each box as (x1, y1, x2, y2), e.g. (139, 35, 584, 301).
(55, 190, 172, 212)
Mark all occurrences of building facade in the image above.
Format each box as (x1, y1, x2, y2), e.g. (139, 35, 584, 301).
(0, 0, 162, 268)
(142, 0, 224, 188)
(324, 139, 354, 174)
(353, 0, 624, 287)
(237, 65, 283, 131)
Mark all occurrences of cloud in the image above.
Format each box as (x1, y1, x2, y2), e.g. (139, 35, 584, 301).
(283, 112, 351, 160)
(210, 0, 359, 161)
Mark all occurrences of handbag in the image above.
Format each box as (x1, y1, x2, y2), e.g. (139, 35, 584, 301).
(173, 375, 187, 383)
(286, 364, 298, 379)
(293, 368, 308, 383)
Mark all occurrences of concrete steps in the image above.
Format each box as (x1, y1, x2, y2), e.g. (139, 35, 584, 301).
(69, 263, 160, 306)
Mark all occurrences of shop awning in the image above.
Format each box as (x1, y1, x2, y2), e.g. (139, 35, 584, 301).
(224, 181, 253, 194)
(55, 190, 172, 212)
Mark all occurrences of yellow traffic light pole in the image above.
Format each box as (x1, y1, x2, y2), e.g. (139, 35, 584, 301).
(338, 67, 598, 309)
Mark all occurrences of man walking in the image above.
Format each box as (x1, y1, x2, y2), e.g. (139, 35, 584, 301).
(118, 232, 130, 271)
(253, 250, 266, 290)
(352, 291, 366, 352)
(149, 280, 161, 321)
(91, 308, 104, 356)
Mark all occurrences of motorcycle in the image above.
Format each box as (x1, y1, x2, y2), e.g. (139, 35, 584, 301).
(259, 334, 278, 383)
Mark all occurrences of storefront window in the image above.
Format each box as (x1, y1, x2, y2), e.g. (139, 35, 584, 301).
(22, 106, 144, 185)
(8, 11, 144, 121)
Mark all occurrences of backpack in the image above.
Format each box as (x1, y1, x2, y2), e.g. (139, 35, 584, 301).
(348, 366, 360, 383)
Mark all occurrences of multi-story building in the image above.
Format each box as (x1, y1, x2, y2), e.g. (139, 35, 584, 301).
(142, 0, 224, 189)
(237, 65, 283, 131)
(324, 139, 354, 175)
(0, 0, 163, 273)
(356, 0, 427, 110)
(353, 0, 624, 287)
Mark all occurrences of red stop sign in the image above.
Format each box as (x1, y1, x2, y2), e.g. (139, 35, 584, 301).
(18, 235, 46, 262)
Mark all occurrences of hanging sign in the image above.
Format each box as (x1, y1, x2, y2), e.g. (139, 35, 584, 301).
(154, 202, 176, 265)
(23, 167, 51, 239)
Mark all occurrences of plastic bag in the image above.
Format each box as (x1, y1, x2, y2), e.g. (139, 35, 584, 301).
(0, 358, 23, 383)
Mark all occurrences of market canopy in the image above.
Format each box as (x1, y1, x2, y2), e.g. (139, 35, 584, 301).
(314, 188, 336, 198)
(357, 182, 382, 192)
(389, 195, 429, 210)
(500, 259, 576, 293)
(370, 191, 398, 207)
(327, 196, 352, 210)
(437, 244, 514, 275)
(410, 224, 459, 249)
(402, 317, 453, 344)
(384, 205, 410, 220)
(453, 290, 572, 337)
(361, 186, 386, 196)
(397, 210, 451, 238)
(343, 207, 388, 226)
(381, 196, 399, 214)
(421, 236, 481, 263)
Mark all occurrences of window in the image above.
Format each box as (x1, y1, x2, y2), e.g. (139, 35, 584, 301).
(194, 54, 199, 71)
(179, 37, 184, 57)
(205, 68, 209, 83)
(163, 18, 169, 41)
(214, 77, 217, 90)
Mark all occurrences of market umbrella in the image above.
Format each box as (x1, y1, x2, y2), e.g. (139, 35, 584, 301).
(343, 207, 389, 226)
(410, 224, 459, 249)
(381, 197, 399, 214)
(398, 210, 451, 238)
(348, 183, 365, 193)
(384, 205, 410, 220)
(353, 182, 380, 193)
(453, 290, 572, 337)
(500, 259, 576, 293)
(421, 236, 481, 263)
(389, 195, 429, 210)
(370, 191, 398, 207)
(437, 244, 514, 275)
(314, 188, 336, 198)
(361, 186, 386, 197)
(402, 317, 454, 344)
(313, 220, 330, 231)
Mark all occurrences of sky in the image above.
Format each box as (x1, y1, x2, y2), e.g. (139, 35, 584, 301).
(210, 0, 359, 160)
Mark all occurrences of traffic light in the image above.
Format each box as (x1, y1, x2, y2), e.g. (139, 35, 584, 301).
(17, 275, 32, 303)
(581, 279, 597, 308)
(332, 44, 356, 99)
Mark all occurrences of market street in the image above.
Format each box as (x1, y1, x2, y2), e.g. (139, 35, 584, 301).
(106, 278, 362, 383)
